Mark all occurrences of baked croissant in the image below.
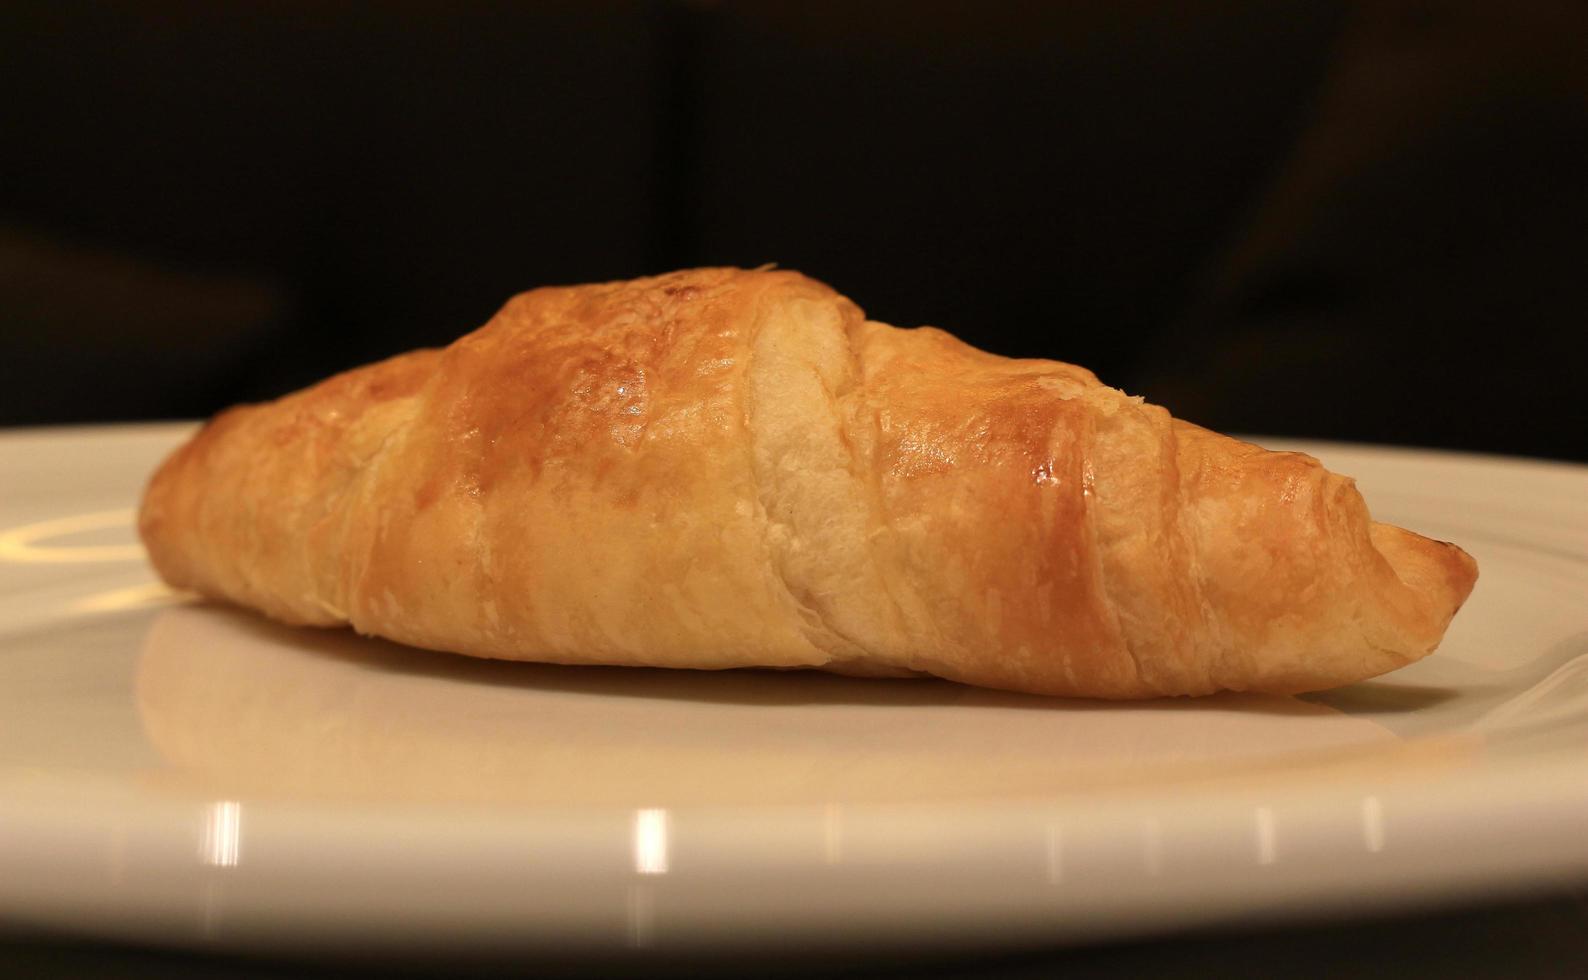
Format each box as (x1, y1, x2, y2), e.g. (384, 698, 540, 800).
(139, 267, 1477, 698)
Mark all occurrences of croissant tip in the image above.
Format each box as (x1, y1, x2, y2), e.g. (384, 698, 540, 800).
(1369, 522, 1480, 631)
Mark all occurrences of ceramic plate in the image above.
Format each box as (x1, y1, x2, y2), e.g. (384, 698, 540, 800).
(1, 424, 1585, 956)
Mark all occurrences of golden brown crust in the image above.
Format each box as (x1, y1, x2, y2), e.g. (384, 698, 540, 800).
(139, 267, 1478, 697)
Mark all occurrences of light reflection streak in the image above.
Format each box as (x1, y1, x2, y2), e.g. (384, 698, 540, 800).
(69, 581, 178, 614)
(202, 800, 242, 867)
(1254, 806, 1277, 866)
(626, 884, 655, 948)
(633, 808, 669, 875)
(1045, 824, 1063, 884)
(1362, 795, 1386, 853)
(0, 509, 143, 563)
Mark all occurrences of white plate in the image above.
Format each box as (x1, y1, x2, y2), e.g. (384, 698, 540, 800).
(1, 423, 1585, 957)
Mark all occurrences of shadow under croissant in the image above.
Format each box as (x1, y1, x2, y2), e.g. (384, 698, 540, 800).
(129, 602, 1441, 808)
(204, 602, 1343, 716)
(1301, 632, 1588, 741)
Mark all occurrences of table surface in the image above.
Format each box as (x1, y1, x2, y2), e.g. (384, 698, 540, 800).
(5, 883, 1587, 979)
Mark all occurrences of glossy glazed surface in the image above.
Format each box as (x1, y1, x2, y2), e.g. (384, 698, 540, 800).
(1, 424, 1585, 954)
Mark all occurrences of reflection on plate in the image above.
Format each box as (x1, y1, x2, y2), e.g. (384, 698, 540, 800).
(135, 604, 1411, 808)
(1, 424, 1586, 956)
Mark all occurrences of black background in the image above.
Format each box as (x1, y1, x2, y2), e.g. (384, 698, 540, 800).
(4, 0, 1586, 461)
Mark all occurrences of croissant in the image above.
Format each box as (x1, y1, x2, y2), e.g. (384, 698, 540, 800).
(139, 267, 1477, 698)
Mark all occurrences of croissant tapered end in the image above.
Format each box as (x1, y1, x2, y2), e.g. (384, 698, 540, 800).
(1370, 523, 1480, 651)
(1217, 520, 1480, 697)
(139, 347, 442, 629)
(1144, 425, 1479, 697)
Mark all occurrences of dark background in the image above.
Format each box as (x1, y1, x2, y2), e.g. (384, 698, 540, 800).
(3, 0, 1585, 461)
